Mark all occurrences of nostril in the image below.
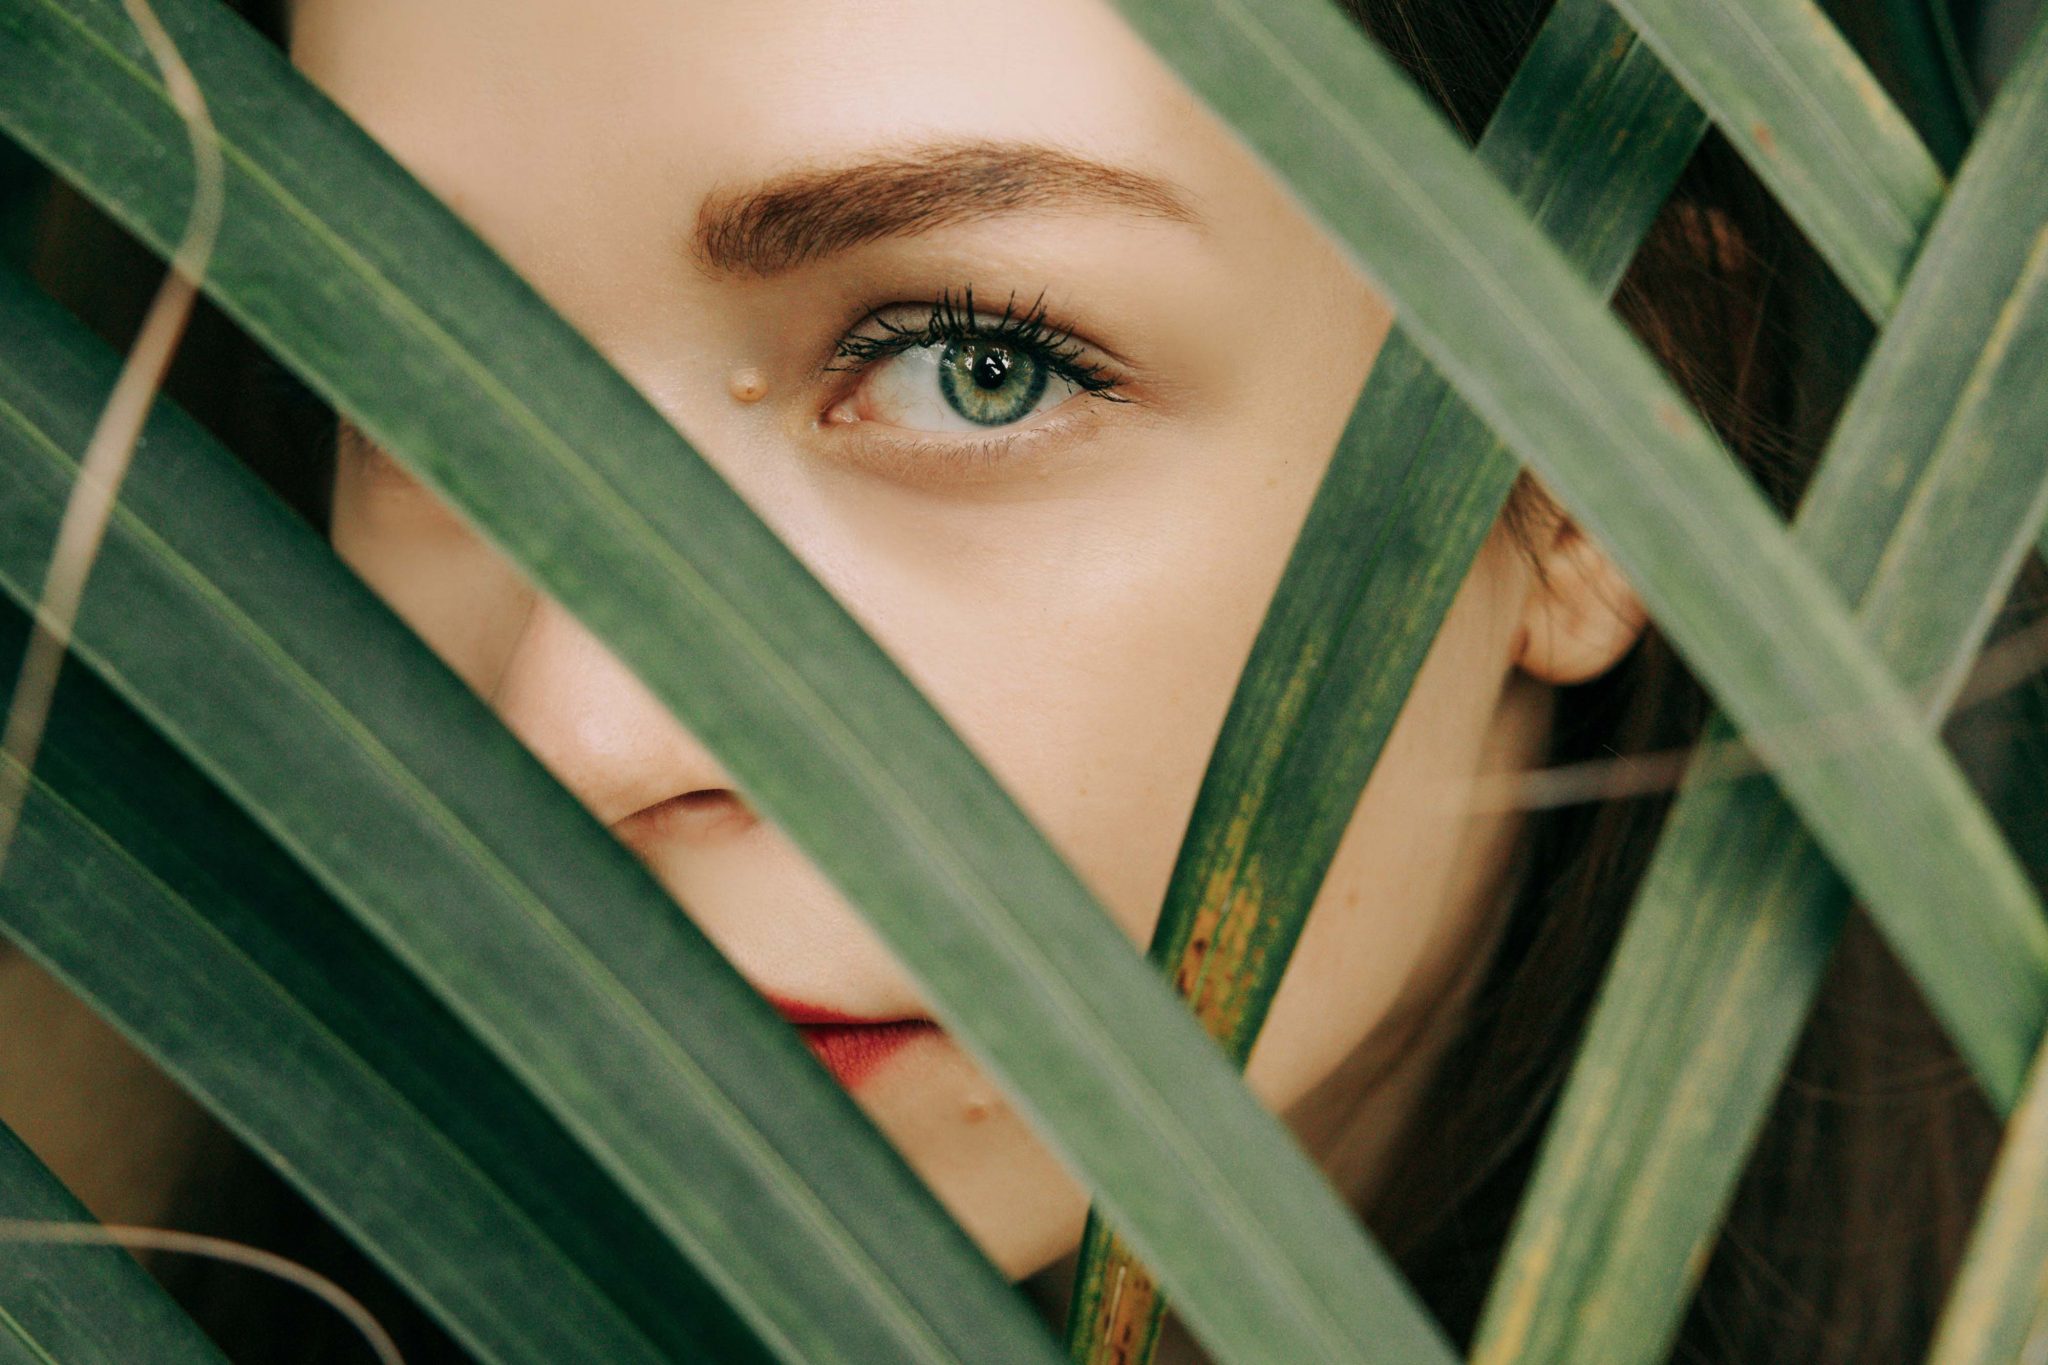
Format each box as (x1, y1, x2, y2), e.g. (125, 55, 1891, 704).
(616, 787, 761, 847)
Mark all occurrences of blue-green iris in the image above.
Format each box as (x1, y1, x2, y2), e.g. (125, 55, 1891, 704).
(936, 340, 1049, 427)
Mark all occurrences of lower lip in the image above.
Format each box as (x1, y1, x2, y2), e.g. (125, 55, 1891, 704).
(795, 1020, 940, 1088)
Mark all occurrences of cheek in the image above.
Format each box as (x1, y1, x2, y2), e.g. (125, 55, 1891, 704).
(329, 457, 537, 693)
(1240, 544, 1530, 1115)
(795, 318, 1394, 960)
(798, 469, 1341, 955)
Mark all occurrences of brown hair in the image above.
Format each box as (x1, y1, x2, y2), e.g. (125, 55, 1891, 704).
(1346, 3, 2024, 1362)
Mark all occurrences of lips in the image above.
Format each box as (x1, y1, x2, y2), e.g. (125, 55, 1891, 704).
(765, 995, 940, 1088)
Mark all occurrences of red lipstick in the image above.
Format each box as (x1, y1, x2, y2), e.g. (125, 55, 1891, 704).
(766, 996, 939, 1088)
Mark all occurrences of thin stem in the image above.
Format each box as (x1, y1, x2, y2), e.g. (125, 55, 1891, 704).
(0, 0, 222, 872)
(0, 1220, 403, 1365)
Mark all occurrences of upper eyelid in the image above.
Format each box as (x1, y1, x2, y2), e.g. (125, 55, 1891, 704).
(826, 296, 1126, 392)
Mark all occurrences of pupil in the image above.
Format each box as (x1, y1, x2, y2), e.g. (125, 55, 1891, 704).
(971, 346, 1011, 390)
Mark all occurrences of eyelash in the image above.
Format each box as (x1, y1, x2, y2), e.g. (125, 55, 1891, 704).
(826, 285, 1129, 407)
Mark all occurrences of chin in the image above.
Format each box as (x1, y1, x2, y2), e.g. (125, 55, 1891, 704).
(856, 1038, 1094, 1282)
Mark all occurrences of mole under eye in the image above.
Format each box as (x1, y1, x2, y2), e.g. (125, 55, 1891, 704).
(825, 287, 1124, 437)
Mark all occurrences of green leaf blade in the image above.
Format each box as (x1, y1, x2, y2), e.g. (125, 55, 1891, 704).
(0, 2, 1459, 1360)
(0, 740, 707, 1365)
(1067, 2, 1706, 1355)
(1101, 0, 2048, 1106)
(0, 268, 1056, 1365)
(0, 1118, 230, 1365)
(1605, 0, 1946, 318)
(1154, 0, 1707, 1065)
(1474, 19, 2048, 1364)
(1929, 1044, 2048, 1365)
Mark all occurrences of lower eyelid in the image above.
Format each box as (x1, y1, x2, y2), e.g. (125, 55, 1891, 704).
(811, 389, 1124, 486)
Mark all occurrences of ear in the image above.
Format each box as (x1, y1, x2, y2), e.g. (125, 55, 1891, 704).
(1511, 510, 1650, 686)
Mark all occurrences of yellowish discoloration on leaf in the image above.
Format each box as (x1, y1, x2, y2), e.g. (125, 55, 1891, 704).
(1804, 0, 1903, 129)
(1191, 873, 1267, 1046)
(1092, 661, 1305, 1361)
(1472, 1220, 1559, 1365)
(1928, 1032, 2048, 1364)
(1255, 658, 1321, 776)
(1969, 226, 2048, 387)
(1081, 665, 1311, 1365)
(1171, 883, 1228, 999)
(1089, 658, 1310, 1360)
(1173, 855, 1270, 1048)
(1842, 42, 1918, 136)
(1078, 1231, 1165, 1365)
(1171, 662, 1318, 1039)
(1683, 1234, 1714, 1287)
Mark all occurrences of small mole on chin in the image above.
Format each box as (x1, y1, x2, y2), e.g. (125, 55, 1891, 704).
(726, 367, 769, 403)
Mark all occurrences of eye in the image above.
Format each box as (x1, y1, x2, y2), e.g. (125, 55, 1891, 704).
(826, 288, 1123, 435)
(866, 337, 1077, 430)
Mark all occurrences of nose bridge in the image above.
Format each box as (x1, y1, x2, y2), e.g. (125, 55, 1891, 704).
(489, 594, 736, 825)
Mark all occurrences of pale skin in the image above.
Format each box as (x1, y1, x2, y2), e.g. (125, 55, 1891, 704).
(0, 0, 1649, 1351)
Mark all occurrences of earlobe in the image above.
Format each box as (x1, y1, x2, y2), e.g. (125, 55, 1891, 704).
(1511, 515, 1650, 686)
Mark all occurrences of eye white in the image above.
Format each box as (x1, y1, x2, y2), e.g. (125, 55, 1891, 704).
(861, 343, 1084, 432)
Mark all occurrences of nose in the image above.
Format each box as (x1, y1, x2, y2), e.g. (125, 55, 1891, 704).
(488, 595, 757, 841)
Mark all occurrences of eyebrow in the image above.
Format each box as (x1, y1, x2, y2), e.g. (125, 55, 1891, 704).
(690, 140, 1199, 277)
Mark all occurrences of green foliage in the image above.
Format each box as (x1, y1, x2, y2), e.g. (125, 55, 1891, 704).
(0, 1122, 227, 1364)
(1063, 0, 1707, 1353)
(1475, 20, 2048, 1360)
(0, 267, 803, 1365)
(0, 0, 1448, 1360)
(0, 0, 2044, 1362)
(1104, 0, 2048, 1110)
(1603, 0, 1948, 317)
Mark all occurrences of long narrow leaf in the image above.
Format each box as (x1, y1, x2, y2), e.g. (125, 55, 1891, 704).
(0, 1117, 228, 1364)
(1474, 19, 2048, 1364)
(1100, 0, 2048, 1104)
(0, 717, 706, 1365)
(1147, 0, 1706, 1089)
(0, 2, 1459, 1360)
(1604, 0, 1946, 317)
(1065, 2, 1707, 1355)
(1930, 1037, 2048, 1365)
(1913, 56, 2048, 1365)
(0, 269, 1053, 1365)
(0, 290, 773, 1363)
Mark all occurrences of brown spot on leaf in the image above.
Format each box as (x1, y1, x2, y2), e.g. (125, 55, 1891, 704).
(1093, 1256, 1162, 1365)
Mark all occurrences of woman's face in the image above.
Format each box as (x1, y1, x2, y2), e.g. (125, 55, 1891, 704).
(295, 0, 1637, 1286)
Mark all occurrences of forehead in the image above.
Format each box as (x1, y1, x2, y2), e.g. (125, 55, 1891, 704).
(289, 0, 1229, 223)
